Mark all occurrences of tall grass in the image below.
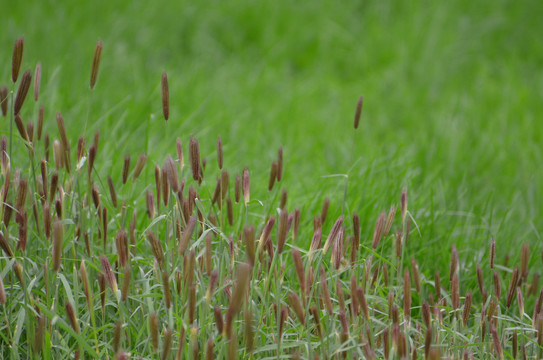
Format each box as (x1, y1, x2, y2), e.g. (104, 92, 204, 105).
(0, 32, 542, 359)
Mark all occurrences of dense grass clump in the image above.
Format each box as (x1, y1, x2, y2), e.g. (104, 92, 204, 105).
(1, 35, 542, 359)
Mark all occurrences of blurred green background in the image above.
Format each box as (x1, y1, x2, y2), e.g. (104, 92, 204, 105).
(2, 0, 542, 273)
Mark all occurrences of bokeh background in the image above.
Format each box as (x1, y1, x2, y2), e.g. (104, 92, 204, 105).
(3, 0, 543, 273)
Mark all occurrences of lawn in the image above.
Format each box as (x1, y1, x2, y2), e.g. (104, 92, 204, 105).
(1, 0, 543, 358)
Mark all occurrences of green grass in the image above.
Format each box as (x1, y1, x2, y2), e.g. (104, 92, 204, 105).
(1, 0, 543, 358)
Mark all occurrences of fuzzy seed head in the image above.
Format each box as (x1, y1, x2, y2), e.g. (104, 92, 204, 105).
(90, 40, 103, 90)
(0, 86, 8, 117)
(161, 72, 169, 120)
(354, 95, 363, 129)
(12, 37, 24, 83)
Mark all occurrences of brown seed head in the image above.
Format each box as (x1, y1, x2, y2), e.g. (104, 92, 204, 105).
(189, 137, 201, 181)
(0, 86, 8, 116)
(411, 258, 421, 293)
(242, 167, 250, 205)
(147, 232, 164, 269)
(401, 188, 408, 221)
(288, 292, 305, 325)
(277, 147, 284, 182)
(37, 106, 44, 140)
(332, 228, 344, 270)
(56, 112, 69, 150)
(506, 267, 519, 308)
(34, 62, 42, 101)
(149, 313, 159, 351)
(122, 155, 130, 184)
(0, 233, 14, 258)
(372, 212, 386, 249)
(107, 176, 117, 208)
(217, 136, 223, 169)
(490, 324, 504, 360)
(178, 214, 197, 255)
(268, 161, 278, 191)
(65, 301, 80, 334)
(516, 287, 524, 318)
(100, 255, 118, 294)
(243, 226, 256, 267)
(476, 264, 485, 297)
(90, 40, 103, 90)
(12, 37, 24, 83)
(161, 72, 169, 120)
(277, 209, 289, 254)
(354, 95, 363, 130)
(164, 155, 179, 192)
(132, 153, 147, 182)
(320, 198, 330, 224)
(176, 138, 184, 171)
(121, 266, 131, 302)
(213, 306, 224, 334)
(451, 274, 460, 310)
(323, 215, 343, 254)
(15, 114, 30, 142)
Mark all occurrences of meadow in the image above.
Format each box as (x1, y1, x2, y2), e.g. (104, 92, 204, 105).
(1, 0, 543, 358)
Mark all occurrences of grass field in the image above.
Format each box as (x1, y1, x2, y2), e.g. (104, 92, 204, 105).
(1, 0, 543, 358)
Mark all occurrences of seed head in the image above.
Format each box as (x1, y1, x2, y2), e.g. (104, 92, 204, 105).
(277, 209, 289, 254)
(354, 95, 363, 129)
(65, 301, 80, 334)
(371, 212, 386, 249)
(506, 267, 519, 308)
(15, 114, 30, 143)
(149, 313, 159, 351)
(100, 255, 118, 295)
(323, 215, 343, 254)
(400, 188, 408, 219)
(90, 40, 103, 90)
(147, 232, 164, 269)
(37, 106, 44, 140)
(189, 137, 201, 181)
(451, 274, 460, 310)
(161, 72, 169, 121)
(178, 214, 197, 255)
(164, 155, 179, 192)
(242, 168, 250, 205)
(132, 153, 147, 182)
(12, 37, 24, 83)
(320, 198, 330, 224)
(217, 136, 223, 169)
(288, 292, 305, 325)
(107, 176, 117, 208)
(243, 226, 256, 267)
(268, 161, 278, 191)
(277, 147, 284, 182)
(0, 86, 8, 116)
